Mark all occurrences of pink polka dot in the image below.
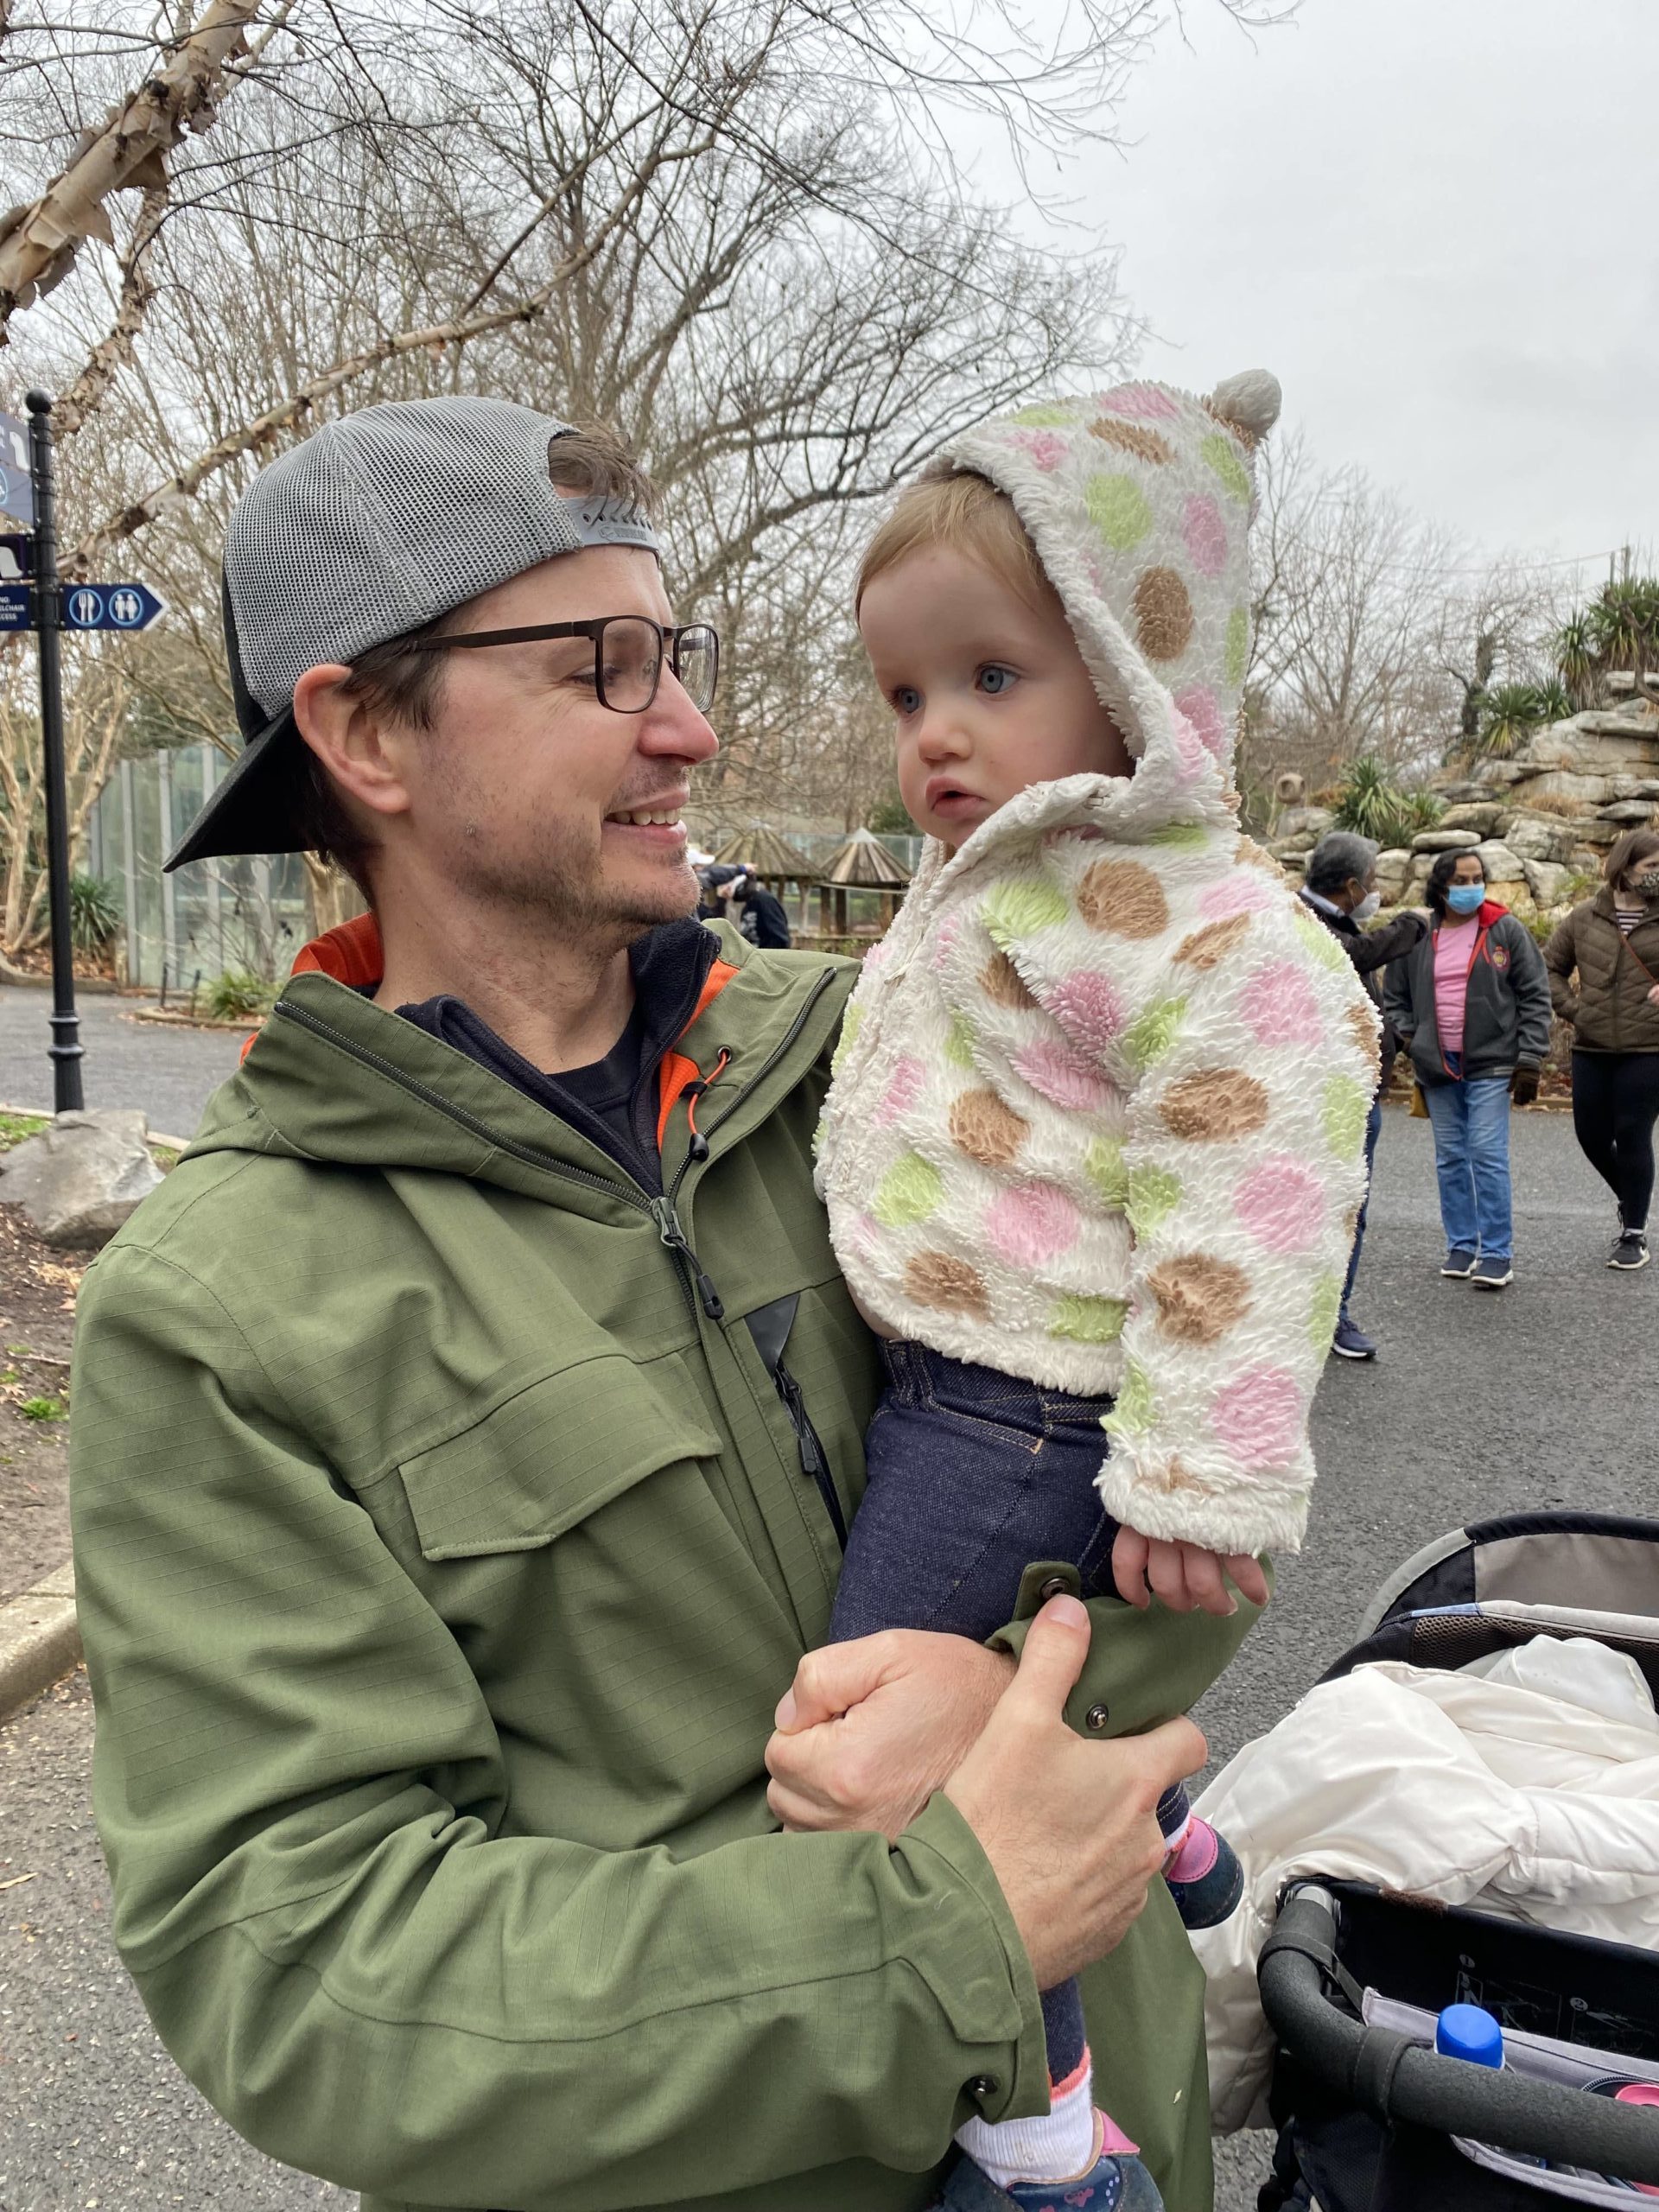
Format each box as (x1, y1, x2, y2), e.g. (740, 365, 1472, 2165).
(1199, 873, 1277, 923)
(1015, 1038, 1115, 1111)
(862, 938, 891, 973)
(1044, 969, 1127, 1052)
(1010, 429, 1068, 471)
(874, 1056, 925, 1128)
(1174, 684, 1226, 760)
(1183, 495, 1228, 577)
(1235, 1155, 1325, 1255)
(1211, 1366, 1303, 1468)
(931, 910, 963, 972)
(1096, 383, 1183, 423)
(985, 1181, 1082, 1267)
(1242, 960, 1324, 1048)
(846, 1211, 881, 1264)
(1169, 710, 1208, 786)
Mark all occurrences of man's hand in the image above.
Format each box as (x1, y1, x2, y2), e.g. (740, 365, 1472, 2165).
(1510, 1065, 1541, 1107)
(1648, 982, 1659, 1007)
(946, 1597, 1205, 1988)
(1111, 1525, 1269, 1616)
(766, 1630, 1014, 1840)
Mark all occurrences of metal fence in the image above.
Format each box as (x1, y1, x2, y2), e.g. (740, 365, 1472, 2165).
(85, 744, 309, 991)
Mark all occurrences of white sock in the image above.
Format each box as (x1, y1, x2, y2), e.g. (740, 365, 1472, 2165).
(956, 2056, 1097, 2187)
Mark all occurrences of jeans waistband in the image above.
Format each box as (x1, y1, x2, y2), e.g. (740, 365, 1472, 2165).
(878, 1338, 1113, 1430)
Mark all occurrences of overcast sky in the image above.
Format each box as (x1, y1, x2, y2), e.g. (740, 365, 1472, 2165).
(969, 0, 1658, 587)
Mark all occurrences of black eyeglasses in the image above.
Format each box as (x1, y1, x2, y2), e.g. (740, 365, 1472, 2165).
(406, 616, 719, 715)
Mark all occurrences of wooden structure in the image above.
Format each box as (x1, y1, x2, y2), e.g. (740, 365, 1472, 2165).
(711, 824, 814, 897)
(816, 827, 912, 938)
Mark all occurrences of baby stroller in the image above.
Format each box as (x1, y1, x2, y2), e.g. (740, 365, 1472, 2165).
(1253, 1509, 1659, 2209)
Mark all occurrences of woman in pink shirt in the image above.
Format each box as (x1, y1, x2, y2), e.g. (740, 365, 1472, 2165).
(1384, 849, 1553, 1289)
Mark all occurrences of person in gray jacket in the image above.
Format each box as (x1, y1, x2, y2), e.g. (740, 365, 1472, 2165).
(1383, 849, 1553, 1289)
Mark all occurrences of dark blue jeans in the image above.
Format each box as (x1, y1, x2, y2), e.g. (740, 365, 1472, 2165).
(829, 1340, 1190, 2086)
(1339, 1095, 1386, 1319)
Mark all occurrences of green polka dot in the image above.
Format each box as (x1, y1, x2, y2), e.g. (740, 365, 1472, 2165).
(1124, 995, 1188, 1071)
(1106, 1361, 1156, 1437)
(830, 1002, 863, 1076)
(1014, 403, 1074, 428)
(944, 1011, 976, 1069)
(983, 877, 1070, 948)
(1084, 474, 1153, 550)
(1201, 432, 1251, 504)
(1224, 606, 1250, 687)
(1151, 818, 1209, 848)
(1084, 1135, 1129, 1208)
(1126, 1162, 1182, 1234)
(1296, 912, 1351, 974)
(1307, 1275, 1342, 1352)
(872, 1152, 944, 1230)
(1323, 1074, 1370, 1158)
(1051, 1294, 1128, 1346)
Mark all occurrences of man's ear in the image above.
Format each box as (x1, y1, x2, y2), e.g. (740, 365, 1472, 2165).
(291, 664, 413, 823)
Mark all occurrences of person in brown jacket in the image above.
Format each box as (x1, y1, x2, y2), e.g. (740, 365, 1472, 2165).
(1543, 826, 1659, 1270)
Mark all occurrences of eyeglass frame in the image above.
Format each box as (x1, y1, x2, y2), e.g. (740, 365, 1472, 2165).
(400, 615, 719, 715)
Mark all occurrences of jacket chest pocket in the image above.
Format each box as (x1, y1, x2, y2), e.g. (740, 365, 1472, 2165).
(395, 1356, 723, 1561)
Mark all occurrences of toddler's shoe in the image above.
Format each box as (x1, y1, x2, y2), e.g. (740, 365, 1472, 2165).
(1162, 1816, 1244, 1929)
(933, 2116, 1165, 2211)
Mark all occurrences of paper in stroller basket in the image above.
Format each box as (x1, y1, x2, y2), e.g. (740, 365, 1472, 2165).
(1196, 1510, 1659, 2204)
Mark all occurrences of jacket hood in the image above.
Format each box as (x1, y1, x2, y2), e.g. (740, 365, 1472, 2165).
(931, 370, 1281, 821)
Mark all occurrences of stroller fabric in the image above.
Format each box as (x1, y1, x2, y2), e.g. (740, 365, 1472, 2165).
(1195, 1637, 1659, 2134)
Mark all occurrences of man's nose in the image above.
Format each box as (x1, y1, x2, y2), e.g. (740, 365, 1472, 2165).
(641, 671, 720, 761)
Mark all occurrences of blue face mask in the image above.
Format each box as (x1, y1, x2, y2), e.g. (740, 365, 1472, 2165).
(1446, 882, 1485, 916)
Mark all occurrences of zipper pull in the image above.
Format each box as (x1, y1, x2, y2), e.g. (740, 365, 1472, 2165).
(648, 1197, 725, 1320)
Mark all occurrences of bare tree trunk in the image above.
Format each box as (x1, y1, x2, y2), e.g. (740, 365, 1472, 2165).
(0, 0, 268, 340)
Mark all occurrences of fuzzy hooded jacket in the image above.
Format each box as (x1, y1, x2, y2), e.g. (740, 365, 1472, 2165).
(815, 376, 1380, 1559)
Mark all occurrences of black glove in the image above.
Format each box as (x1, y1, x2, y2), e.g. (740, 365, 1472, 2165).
(1510, 1066, 1540, 1107)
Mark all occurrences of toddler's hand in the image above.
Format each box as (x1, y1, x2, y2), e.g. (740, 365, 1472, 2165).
(1111, 1525, 1269, 1616)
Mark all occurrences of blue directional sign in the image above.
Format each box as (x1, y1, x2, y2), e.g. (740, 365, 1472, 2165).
(0, 583, 33, 631)
(0, 412, 33, 525)
(60, 581, 166, 632)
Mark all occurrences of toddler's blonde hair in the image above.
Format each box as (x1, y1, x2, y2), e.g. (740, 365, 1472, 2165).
(855, 470, 1054, 619)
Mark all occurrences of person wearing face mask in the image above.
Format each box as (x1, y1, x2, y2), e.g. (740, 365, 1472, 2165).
(1543, 827, 1659, 1270)
(1383, 849, 1552, 1289)
(1299, 833, 1427, 1357)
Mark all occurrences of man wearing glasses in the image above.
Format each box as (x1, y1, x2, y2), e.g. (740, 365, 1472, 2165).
(71, 398, 1217, 2212)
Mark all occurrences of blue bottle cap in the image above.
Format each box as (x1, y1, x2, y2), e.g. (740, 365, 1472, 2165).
(1436, 2003, 1503, 2068)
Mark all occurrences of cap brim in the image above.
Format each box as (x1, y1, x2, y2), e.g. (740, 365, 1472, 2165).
(163, 707, 309, 872)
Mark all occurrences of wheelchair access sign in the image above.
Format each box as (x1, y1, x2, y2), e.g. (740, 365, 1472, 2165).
(60, 581, 166, 632)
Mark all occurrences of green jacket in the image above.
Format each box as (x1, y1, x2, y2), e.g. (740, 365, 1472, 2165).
(71, 929, 1251, 2212)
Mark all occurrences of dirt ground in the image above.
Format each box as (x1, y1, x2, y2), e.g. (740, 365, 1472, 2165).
(0, 1122, 89, 1599)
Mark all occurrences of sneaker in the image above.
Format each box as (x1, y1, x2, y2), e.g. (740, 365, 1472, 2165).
(1164, 1819, 1246, 1929)
(1441, 1248, 1478, 1278)
(935, 2128, 1165, 2211)
(1470, 1255, 1513, 1289)
(1610, 1230, 1651, 1271)
(1329, 1314, 1377, 1360)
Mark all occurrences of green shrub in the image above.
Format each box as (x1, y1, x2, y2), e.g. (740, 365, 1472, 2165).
(204, 969, 275, 1021)
(1332, 756, 1443, 851)
(69, 872, 121, 954)
(19, 1395, 65, 1422)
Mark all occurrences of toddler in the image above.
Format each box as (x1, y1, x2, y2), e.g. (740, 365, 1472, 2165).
(812, 372, 1379, 2209)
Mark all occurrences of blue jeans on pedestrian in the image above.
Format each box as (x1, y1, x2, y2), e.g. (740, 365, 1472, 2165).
(1339, 1095, 1385, 1319)
(1423, 1051, 1514, 1261)
(828, 1340, 1189, 2088)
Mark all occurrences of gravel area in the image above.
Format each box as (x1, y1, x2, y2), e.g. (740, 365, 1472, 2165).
(0, 991, 249, 1144)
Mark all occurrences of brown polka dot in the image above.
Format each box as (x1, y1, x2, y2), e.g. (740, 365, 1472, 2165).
(1174, 913, 1251, 969)
(1235, 836, 1284, 874)
(904, 1250, 989, 1319)
(949, 1087, 1030, 1170)
(1134, 567, 1194, 663)
(1202, 397, 1262, 451)
(1077, 859, 1168, 938)
(1145, 1453, 1205, 1495)
(1345, 1002, 1382, 1075)
(980, 948, 1039, 1011)
(1089, 417, 1175, 466)
(1160, 1066, 1271, 1142)
(1147, 1254, 1253, 1346)
(1344, 1206, 1362, 1242)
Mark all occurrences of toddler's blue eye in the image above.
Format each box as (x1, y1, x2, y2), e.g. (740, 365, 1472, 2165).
(978, 664, 1016, 696)
(893, 686, 921, 715)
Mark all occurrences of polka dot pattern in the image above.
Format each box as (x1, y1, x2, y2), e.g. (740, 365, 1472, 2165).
(1160, 1067, 1270, 1142)
(1090, 416, 1176, 467)
(1235, 1155, 1325, 1255)
(1086, 474, 1154, 550)
(1182, 494, 1228, 576)
(1051, 1294, 1128, 1345)
(949, 1088, 1030, 1170)
(1147, 1253, 1252, 1345)
(873, 1152, 944, 1230)
(1201, 432, 1252, 504)
(1243, 960, 1324, 1049)
(1045, 969, 1127, 1052)
(985, 1181, 1081, 1267)
(1134, 566, 1195, 662)
(1015, 1037, 1116, 1111)
(1077, 859, 1168, 938)
(905, 1250, 990, 1319)
(874, 1055, 925, 1129)
(1174, 913, 1251, 969)
(984, 878, 1070, 947)
(981, 948, 1039, 1010)
(1211, 1366, 1301, 1468)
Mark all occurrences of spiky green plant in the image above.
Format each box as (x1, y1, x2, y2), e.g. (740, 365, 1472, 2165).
(1554, 614, 1599, 709)
(1331, 756, 1442, 851)
(68, 871, 121, 955)
(1476, 683, 1553, 760)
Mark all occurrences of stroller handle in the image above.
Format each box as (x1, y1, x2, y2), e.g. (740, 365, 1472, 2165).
(1259, 1885, 1659, 2186)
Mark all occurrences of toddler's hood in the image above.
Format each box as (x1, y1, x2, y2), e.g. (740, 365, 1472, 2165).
(932, 370, 1281, 828)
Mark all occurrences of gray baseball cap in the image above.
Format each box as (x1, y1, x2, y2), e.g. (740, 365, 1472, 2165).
(165, 397, 662, 870)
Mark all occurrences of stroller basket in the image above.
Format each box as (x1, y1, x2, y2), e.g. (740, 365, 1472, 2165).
(1254, 1512, 1659, 2209)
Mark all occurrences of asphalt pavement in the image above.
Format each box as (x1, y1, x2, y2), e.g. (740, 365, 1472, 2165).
(2, 1105, 1652, 2211)
(0, 992, 248, 1143)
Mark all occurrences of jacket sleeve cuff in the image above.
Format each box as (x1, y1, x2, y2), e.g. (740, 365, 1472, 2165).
(894, 1792, 1050, 2125)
